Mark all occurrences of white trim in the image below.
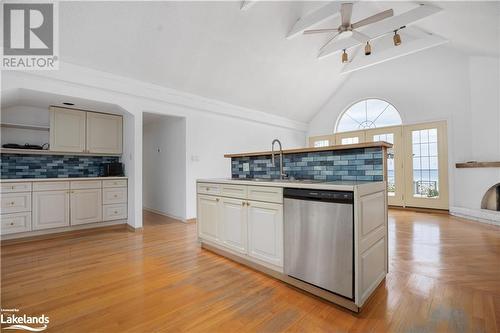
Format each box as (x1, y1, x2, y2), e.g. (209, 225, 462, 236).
(7, 62, 308, 132)
(143, 207, 187, 223)
(450, 206, 500, 227)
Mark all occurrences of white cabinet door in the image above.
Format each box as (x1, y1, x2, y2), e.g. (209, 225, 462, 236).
(33, 191, 70, 230)
(247, 201, 283, 267)
(197, 195, 220, 243)
(70, 189, 102, 225)
(49, 107, 86, 152)
(220, 197, 247, 254)
(86, 112, 123, 154)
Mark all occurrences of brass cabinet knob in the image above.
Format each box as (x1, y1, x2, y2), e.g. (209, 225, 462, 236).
(241, 201, 245, 206)
(114, 194, 118, 198)
(246, 202, 250, 206)
(206, 187, 210, 191)
(114, 211, 118, 214)
(216, 198, 220, 202)
(10, 201, 15, 205)
(10, 222, 14, 226)
(11, 186, 14, 190)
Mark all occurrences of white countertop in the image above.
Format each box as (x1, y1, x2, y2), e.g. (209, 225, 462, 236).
(0, 176, 128, 183)
(197, 178, 384, 191)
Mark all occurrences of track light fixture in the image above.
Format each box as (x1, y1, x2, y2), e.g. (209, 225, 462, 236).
(341, 49, 348, 63)
(393, 30, 402, 46)
(364, 41, 372, 55)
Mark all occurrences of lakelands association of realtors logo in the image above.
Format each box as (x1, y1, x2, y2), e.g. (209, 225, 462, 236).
(1, 308, 49, 331)
(2, 1, 59, 70)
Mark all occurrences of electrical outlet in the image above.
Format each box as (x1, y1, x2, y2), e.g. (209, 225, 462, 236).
(243, 163, 250, 172)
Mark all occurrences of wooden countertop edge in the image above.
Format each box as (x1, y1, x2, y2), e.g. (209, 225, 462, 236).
(455, 161, 500, 168)
(224, 142, 392, 158)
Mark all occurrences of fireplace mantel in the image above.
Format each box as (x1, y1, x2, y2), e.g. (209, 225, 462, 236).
(455, 161, 500, 168)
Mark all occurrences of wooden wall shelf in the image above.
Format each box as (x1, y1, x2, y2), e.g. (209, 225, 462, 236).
(455, 162, 500, 168)
(0, 123, 49, 131)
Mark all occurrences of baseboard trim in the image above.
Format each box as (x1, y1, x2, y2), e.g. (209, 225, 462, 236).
(389, 206, 449, 214)
(143, 207, 187, 223)
(1, 222, 127, 245)
(126, 224, 143, 232)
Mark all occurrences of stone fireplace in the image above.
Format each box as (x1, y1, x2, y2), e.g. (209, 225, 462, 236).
(481, 183, 500, 211)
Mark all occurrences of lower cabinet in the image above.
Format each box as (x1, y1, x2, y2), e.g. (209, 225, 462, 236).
(220, 197, 247, 254)
(197, 183, 284, 268)
(197, 195, 220, 243)
(247, 201, 283, 267)
(70, 189, 102, 225)
(33, 190, 70, 230)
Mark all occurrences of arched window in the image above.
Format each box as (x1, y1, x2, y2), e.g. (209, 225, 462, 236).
(336, 99, 402, 133)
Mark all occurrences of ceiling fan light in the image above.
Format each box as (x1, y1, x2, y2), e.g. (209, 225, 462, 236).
(341, 49, 348, 63)
(393, 31, 402, 46)
(364, 41, 372, 55)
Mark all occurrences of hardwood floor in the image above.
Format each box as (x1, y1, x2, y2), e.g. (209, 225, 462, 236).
(1, 210, 499, 332)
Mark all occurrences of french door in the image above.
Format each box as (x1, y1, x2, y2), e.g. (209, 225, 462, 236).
(403, 121, 448, 210)
(308, 121, 449, 210)
(365, 126, 404, 206)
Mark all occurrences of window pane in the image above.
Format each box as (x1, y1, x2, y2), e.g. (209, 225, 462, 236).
(412, 129, 439, 198)
(314, 140, 329, 148)
(341, 137, 359, 145)
(336, 99, 401, 132)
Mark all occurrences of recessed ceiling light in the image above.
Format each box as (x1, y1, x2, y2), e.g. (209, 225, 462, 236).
(63, 102, 75, 106)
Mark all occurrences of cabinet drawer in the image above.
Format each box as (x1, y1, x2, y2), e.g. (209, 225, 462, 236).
(197, 183, 221, 196)
(221, 184, 247, 199)
(1, 192, 32, 214)
(1, 182, 32, 193)
(71, 180, 102, 190)
(1, 212, 31, 235)
(103, 187, 127, 204)
(103, 204, 127, 221)
(102, 179, 127, 188)
(33, 181, 69, 192)
(247, 186, 283, 204)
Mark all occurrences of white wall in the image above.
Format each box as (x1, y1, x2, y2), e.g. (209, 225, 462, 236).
(2, 63, 307, 226)
(143, 115, 187, 220)
(308, 46, 500, 221)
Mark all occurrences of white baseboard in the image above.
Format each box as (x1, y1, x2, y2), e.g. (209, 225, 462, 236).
(1, 219, 127, 241)
(143, 207, 186, 223)
(450, 206, 500, 227)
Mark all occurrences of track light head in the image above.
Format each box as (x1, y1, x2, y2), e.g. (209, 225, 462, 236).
(393, 30, 402, 46)
(364, 41, 371, 55)
(341, 49, 348, 63)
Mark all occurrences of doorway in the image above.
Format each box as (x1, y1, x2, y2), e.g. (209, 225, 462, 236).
(142, 113, 187, 221)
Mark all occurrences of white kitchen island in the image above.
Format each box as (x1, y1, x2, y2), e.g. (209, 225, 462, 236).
(196, 178, 388, 312)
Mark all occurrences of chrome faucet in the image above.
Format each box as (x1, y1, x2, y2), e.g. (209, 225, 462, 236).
(271, 139, 287, 180)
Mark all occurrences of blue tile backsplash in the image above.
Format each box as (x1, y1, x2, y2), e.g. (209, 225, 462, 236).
(231, 147, 383, 182)
(0, 154, 120, 179)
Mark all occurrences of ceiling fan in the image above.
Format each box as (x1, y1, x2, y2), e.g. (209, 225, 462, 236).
(303, 3, 394, 52)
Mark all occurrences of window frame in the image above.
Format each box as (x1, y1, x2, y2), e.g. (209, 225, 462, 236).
(335, 98, 403, 134)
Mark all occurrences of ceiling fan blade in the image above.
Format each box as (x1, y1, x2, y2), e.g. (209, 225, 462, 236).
(319, 32, 341, 52)
(351, 9, 393, 29)
(341, 3, 354, 27)
(303, 28, 339, 35)
(356, 4, 442, 39)
(351, 30, 370, 43)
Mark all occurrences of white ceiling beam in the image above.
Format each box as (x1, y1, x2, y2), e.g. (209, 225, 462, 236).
(240, 1, 256, 11)
(318, 3, 442, 59)
(286, 2, 342, 39)
(340, 29, 448, 75)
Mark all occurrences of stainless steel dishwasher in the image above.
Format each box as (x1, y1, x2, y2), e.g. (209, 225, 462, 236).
(284, 188, 354, 299)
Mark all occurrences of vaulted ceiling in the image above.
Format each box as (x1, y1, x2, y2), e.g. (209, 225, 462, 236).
(59, 1, 500, 122)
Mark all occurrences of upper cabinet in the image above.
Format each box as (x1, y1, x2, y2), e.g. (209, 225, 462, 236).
(49, 107, 122, 155)
(86, 112, 123, 154)
(49, 107, 86, 152)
